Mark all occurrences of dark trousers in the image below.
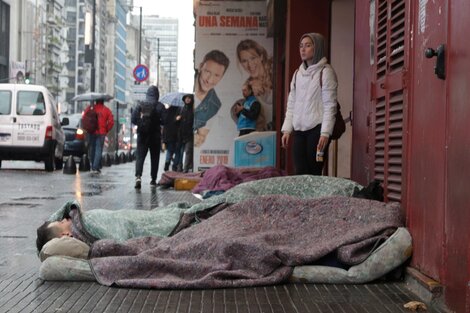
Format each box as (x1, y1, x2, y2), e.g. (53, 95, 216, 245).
(182, 139, 193, 172)
(165, 142, 183, 170)
(88, 134, 105, 171)
(135, 136, 161, 180)
(292, 125, 330, 175)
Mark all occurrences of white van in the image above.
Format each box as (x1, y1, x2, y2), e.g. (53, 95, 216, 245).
(0, 84, 67, 171)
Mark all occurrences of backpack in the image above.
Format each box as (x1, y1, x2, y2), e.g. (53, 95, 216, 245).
(82, 105, 98, 134)
(138, 101, 156, 134)
(293, 67, 346, 140)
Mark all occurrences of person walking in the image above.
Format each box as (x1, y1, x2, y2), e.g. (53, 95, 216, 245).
(131, 85, 166, 188)
(83, 100, 114, 174)
(234, 82, 261, 136)
(281, 33, 338, 175)
(162, 105, 182, 172)
(178, 94, 194, 172)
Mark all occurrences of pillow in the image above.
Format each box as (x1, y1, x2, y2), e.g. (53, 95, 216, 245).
(39, 237, 90, 262)
(289, 227, 412, 284)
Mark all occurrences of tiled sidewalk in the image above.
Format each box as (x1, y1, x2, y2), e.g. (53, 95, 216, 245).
(0, 158, 445, 313)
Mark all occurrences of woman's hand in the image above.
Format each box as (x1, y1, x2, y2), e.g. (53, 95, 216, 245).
(281, 133, 290, 148)
(316, 135, 329, 152)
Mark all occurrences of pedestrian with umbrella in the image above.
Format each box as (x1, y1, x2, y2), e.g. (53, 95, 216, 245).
(162, 105, 182, 172)
(178, 94, 195, 172)
(73, 93, 114, 175)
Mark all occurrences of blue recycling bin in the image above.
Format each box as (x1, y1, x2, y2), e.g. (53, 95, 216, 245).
(234, 131, 276, 168)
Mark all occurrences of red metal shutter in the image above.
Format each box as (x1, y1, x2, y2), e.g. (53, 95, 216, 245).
(372, 0, 408, 202)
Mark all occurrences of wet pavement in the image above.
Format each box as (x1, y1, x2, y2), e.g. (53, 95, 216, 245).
(0, 154, 446, 312)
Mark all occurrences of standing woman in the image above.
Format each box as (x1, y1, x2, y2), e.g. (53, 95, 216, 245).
(281, 33, 338, 175)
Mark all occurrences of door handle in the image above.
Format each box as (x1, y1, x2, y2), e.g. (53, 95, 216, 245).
(425, 44, 445, 80)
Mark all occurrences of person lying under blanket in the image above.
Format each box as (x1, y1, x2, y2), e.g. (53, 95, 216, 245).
(37, 175, 376, 253)
(38, 195, 412, 287)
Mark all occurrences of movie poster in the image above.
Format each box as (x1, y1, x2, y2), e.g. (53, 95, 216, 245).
(194, 0, 273, 171)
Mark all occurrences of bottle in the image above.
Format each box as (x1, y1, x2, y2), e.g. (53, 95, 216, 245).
(316, 149, 324, 162)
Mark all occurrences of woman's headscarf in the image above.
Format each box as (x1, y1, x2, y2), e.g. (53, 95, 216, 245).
(300, 33, 326, 65)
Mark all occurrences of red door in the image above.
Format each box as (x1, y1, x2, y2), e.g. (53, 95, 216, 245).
(445, 1, 470, 311)
(370, 0, 410, 203)
(406, 0, 447, 282)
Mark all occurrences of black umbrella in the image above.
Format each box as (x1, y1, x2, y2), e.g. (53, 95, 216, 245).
(71, 92, 113, 102)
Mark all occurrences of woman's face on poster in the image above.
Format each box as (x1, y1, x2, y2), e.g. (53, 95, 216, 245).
(239, 49, 264, 78)
(198, 60, 226, 93)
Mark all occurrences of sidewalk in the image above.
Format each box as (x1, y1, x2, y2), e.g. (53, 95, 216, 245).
(0, 154, 445, 313)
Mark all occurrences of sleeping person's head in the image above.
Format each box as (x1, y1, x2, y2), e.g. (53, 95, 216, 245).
(36, 218, 73, 252)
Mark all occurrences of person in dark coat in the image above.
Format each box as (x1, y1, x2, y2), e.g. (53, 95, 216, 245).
(131, 85, 166, 188)
(177, 94, 194, 173)
(162, 105, 182, 172)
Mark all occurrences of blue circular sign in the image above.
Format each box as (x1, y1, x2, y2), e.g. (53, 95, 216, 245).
(133, 64, 149, 82)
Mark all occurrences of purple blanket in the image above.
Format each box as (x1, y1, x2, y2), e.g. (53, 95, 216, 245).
(191, 164, 285, 194)
(89, 195, 402, 289)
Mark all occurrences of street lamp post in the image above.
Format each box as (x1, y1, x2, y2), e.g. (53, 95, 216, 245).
(169, 61, 172, 92)
(157, 38, 160, 87)
(91, 0, 96, 92)
(138, 7, 142, 66)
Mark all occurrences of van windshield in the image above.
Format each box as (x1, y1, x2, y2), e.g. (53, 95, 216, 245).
(0, 91, 11, 115)
(17, 91, 46, 115)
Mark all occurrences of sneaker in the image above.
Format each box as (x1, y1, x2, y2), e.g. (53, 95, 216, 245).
(135, 177, 142, 189)
(150, 180, 157, 187)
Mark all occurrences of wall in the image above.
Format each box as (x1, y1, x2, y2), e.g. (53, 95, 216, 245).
(330, 0, 354, 178)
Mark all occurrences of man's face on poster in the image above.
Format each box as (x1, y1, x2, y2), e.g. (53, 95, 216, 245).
(198, 60, 226, 93)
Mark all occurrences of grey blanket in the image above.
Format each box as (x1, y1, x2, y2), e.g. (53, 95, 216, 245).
(89, 195, 403, 289)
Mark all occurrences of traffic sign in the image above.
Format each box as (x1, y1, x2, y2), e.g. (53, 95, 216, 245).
(133, 64, 149, 82)
(132, 85, 149, 101)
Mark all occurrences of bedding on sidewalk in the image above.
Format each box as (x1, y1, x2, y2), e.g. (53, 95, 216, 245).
(46, 175, 363, 245)
(85, 195, 403, 289)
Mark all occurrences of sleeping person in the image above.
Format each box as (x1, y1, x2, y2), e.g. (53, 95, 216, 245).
(38, 194, 411, 288)
(36, 200, 193, 253)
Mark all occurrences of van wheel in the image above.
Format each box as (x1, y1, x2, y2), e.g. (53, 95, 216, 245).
(55, 157, 63, 170)
(44, 153, 55, 172)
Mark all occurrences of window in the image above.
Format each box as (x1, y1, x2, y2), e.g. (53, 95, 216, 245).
(17, 91, 46, 115)
(0, 90, 11, 115)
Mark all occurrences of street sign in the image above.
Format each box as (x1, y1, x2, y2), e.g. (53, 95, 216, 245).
(119, 117, 127, 124)
(132, 85, 149, 101)
(133, 64, 149, 83)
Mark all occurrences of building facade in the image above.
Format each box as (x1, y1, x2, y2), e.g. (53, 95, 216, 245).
(141, 15, 179, 94)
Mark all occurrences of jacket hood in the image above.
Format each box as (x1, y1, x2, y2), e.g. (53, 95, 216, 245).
(300, 33, 326, 65)
(146, 86, 160, 102)
(182, 94, 194, 105)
